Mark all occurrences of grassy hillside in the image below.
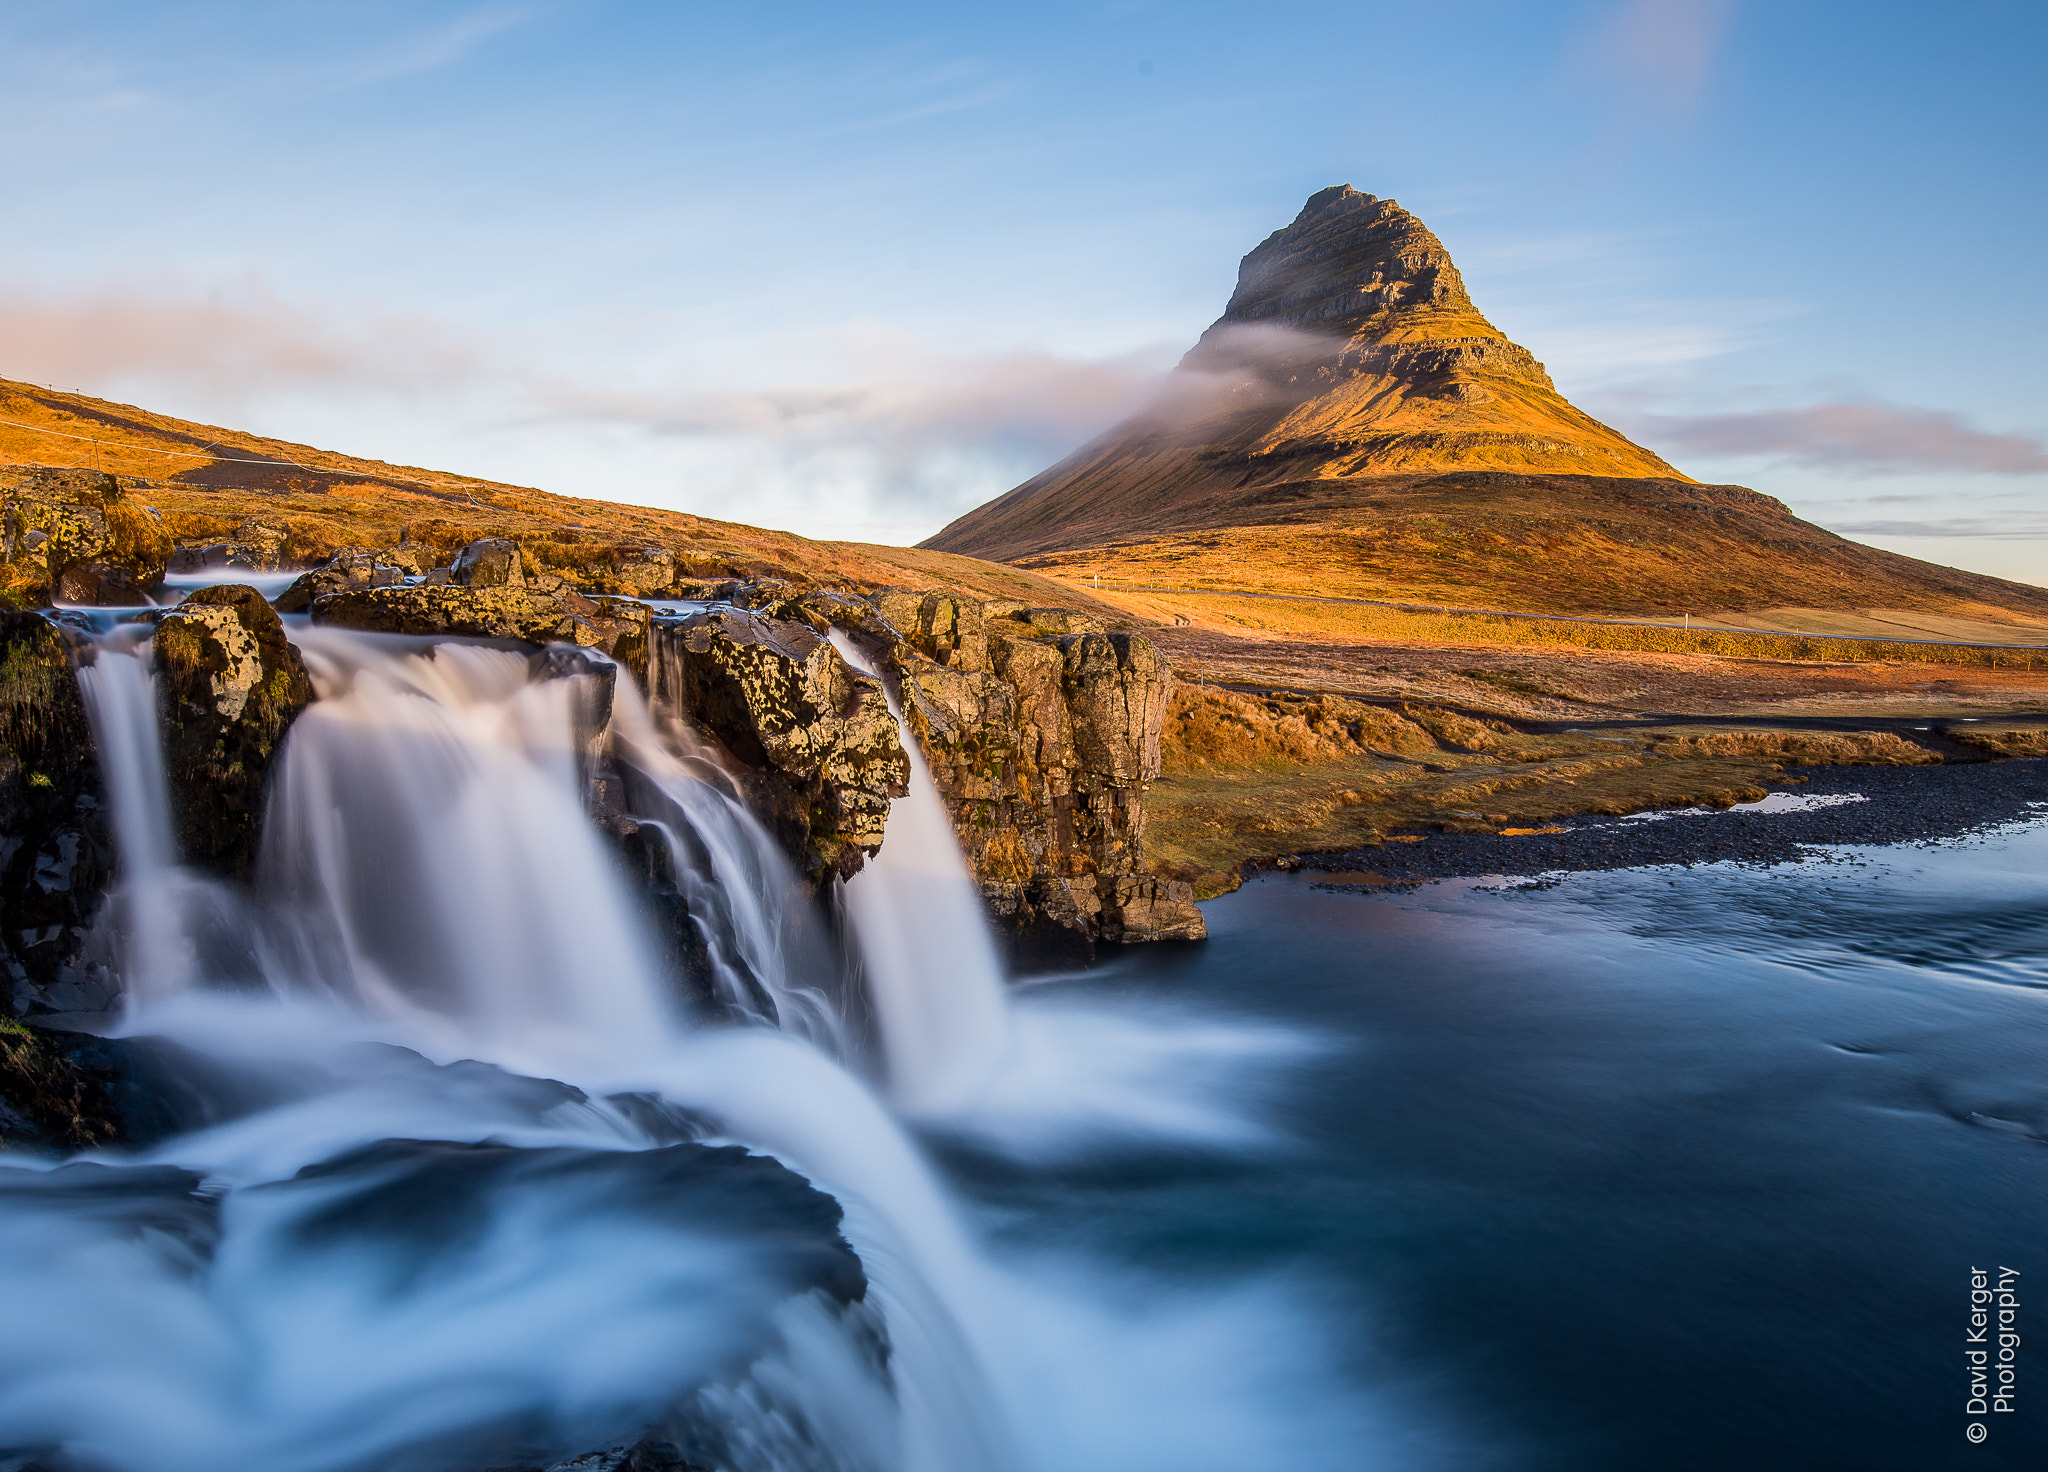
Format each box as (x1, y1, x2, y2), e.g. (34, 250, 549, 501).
(0, 376, 1136, 617)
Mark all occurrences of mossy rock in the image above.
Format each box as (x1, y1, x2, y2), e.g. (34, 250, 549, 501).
(155, 584, 315, 876)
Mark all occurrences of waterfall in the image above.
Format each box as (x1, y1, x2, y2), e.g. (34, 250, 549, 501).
(827, 631, 1013, 1118)
(256, 630, 680, 1072)
(72, 626, 213, 1006)
(3, 620, 1361, 1472)
(608, 665, 849, 1051)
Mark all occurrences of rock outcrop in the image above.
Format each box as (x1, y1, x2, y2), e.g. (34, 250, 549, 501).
(166, 516, 294, 574)
(653, 608, 910, 884)
(871, 595, 1202, 956)
(656, 586, 1203, 958)
(0, 612, 114, 1016)
(153, 584, 316, 876)
(272, 547, 408, 612)
(310, 581, 652, 681)
(0, 470, 173, 608)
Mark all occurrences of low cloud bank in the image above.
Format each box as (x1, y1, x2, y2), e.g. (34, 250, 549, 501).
(1634, 401, 2048, 476)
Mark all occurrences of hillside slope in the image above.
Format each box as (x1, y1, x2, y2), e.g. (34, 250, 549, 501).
(922, 186, 2048, 622)
(0, 375, 1134, 617)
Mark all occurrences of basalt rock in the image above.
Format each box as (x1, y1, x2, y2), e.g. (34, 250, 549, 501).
(272, 547, 408, 613)
(0, 471, 172, 608)
(875, 597, 1202, 959)
(654, 607, 908, 884)
(154, 584, 316, 876)
(0, 612, 115, 1017)
(655, 585, 1203, 958)
(308, 582, 652, 676)
(312, 585, 579, 642)
(167, 516, 293, 575)
(451, 536, 525, 589)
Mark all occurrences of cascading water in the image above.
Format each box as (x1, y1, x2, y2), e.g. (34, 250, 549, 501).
(3, 621, 1393, 1472)
(827, 631, 1012, 1117)
(73, 626, 225, 1007)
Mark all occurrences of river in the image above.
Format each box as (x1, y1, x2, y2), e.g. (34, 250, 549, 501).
(0, 628, 2040, 1471)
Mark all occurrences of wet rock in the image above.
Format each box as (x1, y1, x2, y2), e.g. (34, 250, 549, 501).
(167, 516, 292, 574)
(647, 579, 1202, 953)
(451, 537, 525, 589)
(272, 547, 407, 613)
(312, 585, 580, 642)
(885, 619, 1202, 958)
(656, 607, 908, 883)
(154, 585, 316, 876)
(0, 612, 115, 1016)
(309, 583, 651, 671)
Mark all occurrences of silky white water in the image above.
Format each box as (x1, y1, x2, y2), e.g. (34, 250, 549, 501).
(1, 625, 1407, 1472)
(827, 630, 1012, 1117)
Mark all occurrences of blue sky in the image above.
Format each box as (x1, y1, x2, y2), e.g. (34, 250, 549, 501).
(2, 0, 2043, 585)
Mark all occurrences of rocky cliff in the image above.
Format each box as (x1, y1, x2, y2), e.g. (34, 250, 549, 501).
(650, 582, 1203, 960)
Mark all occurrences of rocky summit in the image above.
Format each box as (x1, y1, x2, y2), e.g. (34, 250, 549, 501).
(921, 187, 2048, 623)
(923, 184, 1683, 564)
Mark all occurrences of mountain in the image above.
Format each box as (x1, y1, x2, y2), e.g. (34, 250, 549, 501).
(922, 187, 2048, 622)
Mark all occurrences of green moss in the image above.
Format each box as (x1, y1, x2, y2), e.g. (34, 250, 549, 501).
(0, 1022, 115, 1149)
(0, 634, 72, 751)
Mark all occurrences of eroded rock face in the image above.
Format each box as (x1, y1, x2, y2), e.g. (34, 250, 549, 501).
(154, 585, 316, 875)
(656, 586, 1203, 957)
(0, 613, 115, 1017)
(656, 607, 908, 883)
(880, 599, 1202, 959)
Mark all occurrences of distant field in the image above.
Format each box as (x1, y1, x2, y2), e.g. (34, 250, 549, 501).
(1078, 583, 2048, 671)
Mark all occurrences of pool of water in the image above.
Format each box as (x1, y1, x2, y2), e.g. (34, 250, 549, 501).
(968, 820, 2048, 1470)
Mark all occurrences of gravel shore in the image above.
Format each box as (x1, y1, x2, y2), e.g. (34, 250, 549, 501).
(1303, 757, 2048, 888)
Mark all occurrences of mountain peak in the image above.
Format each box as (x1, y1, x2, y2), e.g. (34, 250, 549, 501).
(923, 186, 1690, 563)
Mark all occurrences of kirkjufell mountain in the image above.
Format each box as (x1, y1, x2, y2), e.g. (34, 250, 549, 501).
(925, 186, 2048, 621)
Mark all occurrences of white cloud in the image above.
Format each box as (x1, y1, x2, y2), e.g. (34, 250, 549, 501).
(1632, 401, 2048, 476)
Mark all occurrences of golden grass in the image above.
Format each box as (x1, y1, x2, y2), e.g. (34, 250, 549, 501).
(0, 377, 1141, 621)
(1083, 585, 2048, 670)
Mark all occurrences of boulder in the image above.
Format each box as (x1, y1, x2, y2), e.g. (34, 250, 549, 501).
(272, 548, 407, 613)
(655, 608, 908, 883)
(167, 516, 292, 574)
(154, 585, 316, 875)
(2, 472, 171, 607)
(451, 537, 525, 588)
(0, 612, 115, 1016)
(606, 546, 678, 598)
(312, 585, 580, 642)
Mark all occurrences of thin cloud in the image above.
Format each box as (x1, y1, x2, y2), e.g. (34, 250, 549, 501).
(1831, 517, 2048, 539)
(546, 344, 1171, 504)
(1567, 0, 1737, 120)
(346, 4, 541, 87)
(0, 280, 482, 399)
(1636, 402, 2048, 475)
